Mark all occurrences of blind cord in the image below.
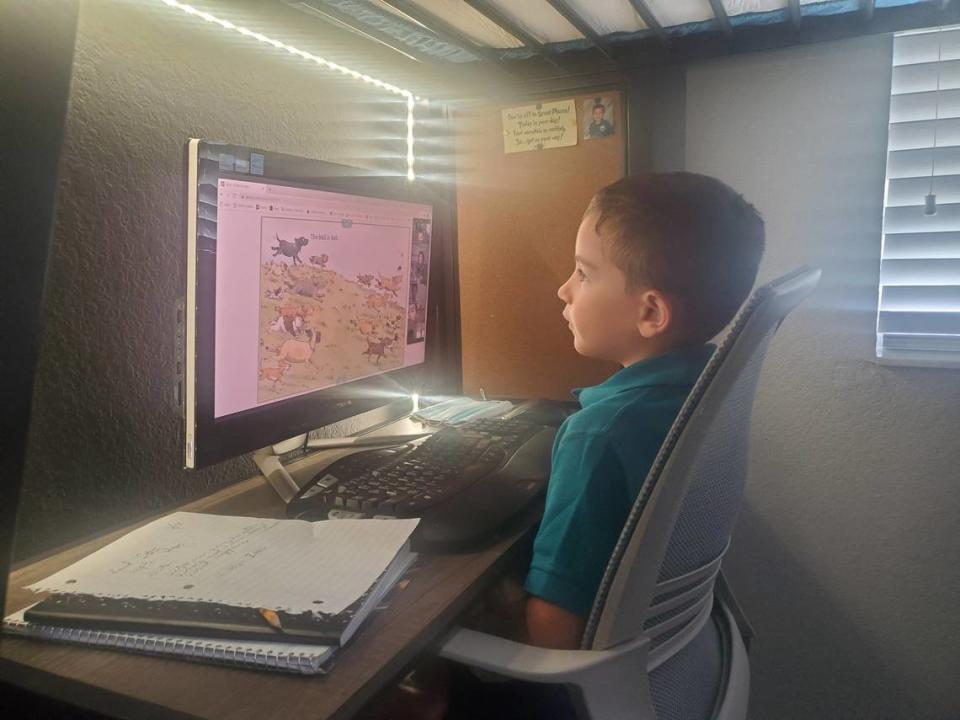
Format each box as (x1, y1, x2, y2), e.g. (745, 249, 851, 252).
(926, 29, 943, 215)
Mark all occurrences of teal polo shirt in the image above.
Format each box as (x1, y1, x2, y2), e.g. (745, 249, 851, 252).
(524, 344, 714, 617)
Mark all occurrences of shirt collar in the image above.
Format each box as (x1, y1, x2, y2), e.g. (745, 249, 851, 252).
(573, 344, 715, 408)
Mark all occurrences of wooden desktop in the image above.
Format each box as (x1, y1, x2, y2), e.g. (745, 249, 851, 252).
(1, 426, 540, 720)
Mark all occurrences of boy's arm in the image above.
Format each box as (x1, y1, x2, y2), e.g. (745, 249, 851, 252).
(526, 596, 585, 649)
(461, 563, 585, 649)
(523, 431, 631, 649)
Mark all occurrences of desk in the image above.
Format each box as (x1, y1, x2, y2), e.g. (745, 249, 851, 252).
(1, 440, 539, 719)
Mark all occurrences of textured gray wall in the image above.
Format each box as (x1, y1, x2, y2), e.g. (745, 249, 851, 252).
(684, 35, 960, 719)
(16, 0, 407, 559)
(649, 64, 686, 173)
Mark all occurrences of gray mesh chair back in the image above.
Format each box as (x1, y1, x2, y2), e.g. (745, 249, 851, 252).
(584, 268, 820, 665)
(438, 267, 820, 720)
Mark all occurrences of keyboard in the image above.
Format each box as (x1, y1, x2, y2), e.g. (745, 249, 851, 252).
(286, 418, 557, 552)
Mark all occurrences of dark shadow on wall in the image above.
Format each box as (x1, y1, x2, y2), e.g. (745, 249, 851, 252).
(12, 0, 415, 562)
(1, 0, 78, 607)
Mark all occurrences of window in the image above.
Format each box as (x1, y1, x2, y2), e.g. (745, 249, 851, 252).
(880, 27, 960, 367)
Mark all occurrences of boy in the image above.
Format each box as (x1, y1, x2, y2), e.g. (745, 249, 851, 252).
(368, 173, 764, 719)
(587, 98, 613, 138)
(524, 172, 765, 649)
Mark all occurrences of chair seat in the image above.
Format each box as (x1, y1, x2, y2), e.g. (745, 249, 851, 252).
(438, 593, 749, 720)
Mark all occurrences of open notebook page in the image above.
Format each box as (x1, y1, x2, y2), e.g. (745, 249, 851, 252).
(27, 513, 419, 616)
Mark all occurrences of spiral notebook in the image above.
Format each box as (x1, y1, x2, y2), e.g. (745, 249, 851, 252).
(4, 512, 419, 671)
(3, 605, 334, 674)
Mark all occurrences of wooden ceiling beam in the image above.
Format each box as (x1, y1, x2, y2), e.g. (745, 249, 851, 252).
(707, 0, 734, 37)
(788, 0, 802, 31)
(626, 0, 670, 49)
(286, 0, 437, 65)
(376, 0, 517, 72)
(543, 0, 620, 67)
(461, 0, 567, 72)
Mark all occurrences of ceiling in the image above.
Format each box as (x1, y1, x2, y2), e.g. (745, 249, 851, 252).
(284, 0, 958, 81)
(291, 1, 921, 60)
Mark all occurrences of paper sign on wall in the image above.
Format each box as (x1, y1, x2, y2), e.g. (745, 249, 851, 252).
(501, 99, 578, 154)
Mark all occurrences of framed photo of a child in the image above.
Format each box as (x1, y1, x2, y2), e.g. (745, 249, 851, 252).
(583, 96, 615, 139)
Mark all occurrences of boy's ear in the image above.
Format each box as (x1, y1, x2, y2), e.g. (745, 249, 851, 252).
(635, 289, 672, 339)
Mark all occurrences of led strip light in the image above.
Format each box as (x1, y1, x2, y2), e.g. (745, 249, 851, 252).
(159, 0, 423, 180)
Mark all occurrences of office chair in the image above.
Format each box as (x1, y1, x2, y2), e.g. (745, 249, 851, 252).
(439, 267, 821, 720)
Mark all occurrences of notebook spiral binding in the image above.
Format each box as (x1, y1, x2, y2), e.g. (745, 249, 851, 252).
(3, 608, 332, 675)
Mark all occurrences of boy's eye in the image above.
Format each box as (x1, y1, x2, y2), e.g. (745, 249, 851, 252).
(576, 268, 587, 281)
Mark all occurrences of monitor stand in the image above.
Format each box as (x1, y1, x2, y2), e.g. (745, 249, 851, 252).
(254, 398, 425, 503)
(253, 436, 308, 504)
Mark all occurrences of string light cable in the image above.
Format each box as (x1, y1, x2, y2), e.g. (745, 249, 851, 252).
(157, 0, 427, 180)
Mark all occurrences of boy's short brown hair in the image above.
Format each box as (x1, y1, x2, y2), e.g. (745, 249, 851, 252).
(586, 172, 765, 343)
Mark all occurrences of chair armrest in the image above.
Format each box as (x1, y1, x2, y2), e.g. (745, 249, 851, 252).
(437, 626, 646, 684)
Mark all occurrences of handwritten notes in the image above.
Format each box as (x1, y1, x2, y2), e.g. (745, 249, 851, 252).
(502, 99, 578, 154)
(27, 512, 419, 616)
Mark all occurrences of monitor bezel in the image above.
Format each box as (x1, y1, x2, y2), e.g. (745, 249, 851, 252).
(185, 140, 440, 469)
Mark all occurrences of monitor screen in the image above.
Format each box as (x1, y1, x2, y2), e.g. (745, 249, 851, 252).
(184, 140, 436, 469)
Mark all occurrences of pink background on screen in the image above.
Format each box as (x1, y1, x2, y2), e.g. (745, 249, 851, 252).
(213, 178, 431, 418)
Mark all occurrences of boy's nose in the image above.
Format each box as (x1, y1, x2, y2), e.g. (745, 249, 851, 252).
(557, 276, 571, 302)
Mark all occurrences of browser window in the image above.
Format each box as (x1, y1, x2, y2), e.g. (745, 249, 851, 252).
(213, 177, 432, 418)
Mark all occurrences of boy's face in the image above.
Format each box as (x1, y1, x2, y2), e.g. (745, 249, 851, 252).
(592, 106, 604, 123)
(557, 214, 646, 365)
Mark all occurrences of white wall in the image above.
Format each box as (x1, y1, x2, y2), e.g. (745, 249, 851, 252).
(685, 34, 960, 719)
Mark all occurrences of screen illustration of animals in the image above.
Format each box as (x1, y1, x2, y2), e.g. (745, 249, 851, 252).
(257, 217, 408, 402)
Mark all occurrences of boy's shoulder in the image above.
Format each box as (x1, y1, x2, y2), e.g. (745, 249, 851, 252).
(558, 399, 619, 437)
(560, 383, 688, 441)
(561, 344, 714, 440)
(551, 345, 714, 464)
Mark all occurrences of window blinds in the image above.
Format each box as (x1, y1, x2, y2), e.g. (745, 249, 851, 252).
(880, 28, 960, 366)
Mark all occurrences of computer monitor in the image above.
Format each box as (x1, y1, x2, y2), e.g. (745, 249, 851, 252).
(183, 140, 438, 469)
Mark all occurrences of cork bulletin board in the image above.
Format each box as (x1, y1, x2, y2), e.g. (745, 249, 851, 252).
(455, 90, 626, 400)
